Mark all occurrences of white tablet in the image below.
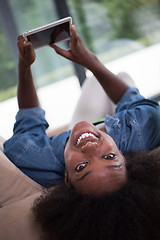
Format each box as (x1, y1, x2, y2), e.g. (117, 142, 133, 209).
(23, 16, 72, 49)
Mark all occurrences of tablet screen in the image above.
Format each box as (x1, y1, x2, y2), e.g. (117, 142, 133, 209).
(27, 21, 70, 49)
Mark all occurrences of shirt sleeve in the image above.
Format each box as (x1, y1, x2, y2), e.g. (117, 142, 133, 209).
(116, 87, 159, 113)
(105, 87, 160, 152)
(3, 107, 70, 186)
(13, 107, 49, 135)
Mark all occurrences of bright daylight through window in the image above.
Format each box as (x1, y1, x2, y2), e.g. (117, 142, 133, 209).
(0, 0, 160, 138)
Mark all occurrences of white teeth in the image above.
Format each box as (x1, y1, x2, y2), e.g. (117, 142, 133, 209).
(76, 132, 98, 146)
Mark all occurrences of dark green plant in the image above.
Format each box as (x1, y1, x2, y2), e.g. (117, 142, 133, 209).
(100, 0, 159, 39)
(68, 0, 95, 52)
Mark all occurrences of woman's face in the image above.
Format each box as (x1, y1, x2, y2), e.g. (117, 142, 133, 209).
(64, 121, 127, 195)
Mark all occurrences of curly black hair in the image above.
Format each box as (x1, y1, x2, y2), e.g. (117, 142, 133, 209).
(32, 151, 160, 240)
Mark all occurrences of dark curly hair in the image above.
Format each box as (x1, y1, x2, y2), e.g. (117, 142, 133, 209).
(32, 151, 160, 240)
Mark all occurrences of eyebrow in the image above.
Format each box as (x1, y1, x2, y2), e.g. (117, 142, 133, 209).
(76, 164, 122, 182)
(76, 170, 93, 181)
(106, 163, 122, 169)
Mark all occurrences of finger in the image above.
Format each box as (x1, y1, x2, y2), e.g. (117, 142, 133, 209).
(17, 38, 25, 55)
(17, 35, 25, 41)
(70, 25, 82, 49)
(17, 35, 26, 47)
(17, 35, 31, 47)
(71, 25, 78, 45)
(17, 35, 28, 54)
(51, 44, 72, 60)
(71, 25, 77, 36)
(51, 44, 67, 55)
(23, 41, 34, 56)
(24, 40, 32, 48)
(17, 36, 32, 57)
(17, 35, 24, 45)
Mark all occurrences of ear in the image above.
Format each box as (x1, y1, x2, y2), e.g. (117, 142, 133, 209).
(65, 170, 69, 185)
(64, 170, 72, 187)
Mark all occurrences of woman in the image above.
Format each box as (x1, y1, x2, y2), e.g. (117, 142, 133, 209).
(33, 150, 160, 240)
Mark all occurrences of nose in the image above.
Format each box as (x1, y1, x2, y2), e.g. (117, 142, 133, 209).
(81, 141, 99, 154)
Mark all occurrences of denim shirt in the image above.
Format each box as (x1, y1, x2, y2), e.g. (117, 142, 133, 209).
(105, 88, 160, 152)
(3, 88, 160, 186)
(4, 108, 71, 186)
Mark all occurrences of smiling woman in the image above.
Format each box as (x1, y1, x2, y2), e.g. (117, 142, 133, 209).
(3, 24, 160, 192)
(0, 19, 160, 240)
(32, 151, 160, 240)
(64, 121, 127, 195)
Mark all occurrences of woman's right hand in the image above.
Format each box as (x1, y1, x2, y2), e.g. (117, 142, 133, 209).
(50, 25, 98, 70)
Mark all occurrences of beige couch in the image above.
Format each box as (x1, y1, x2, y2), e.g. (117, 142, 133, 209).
(0, 148, 43, 239)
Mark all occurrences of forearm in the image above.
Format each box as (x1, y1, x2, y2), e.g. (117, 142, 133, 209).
(52, 26, 129, 104)
(17, 62, 40, 109)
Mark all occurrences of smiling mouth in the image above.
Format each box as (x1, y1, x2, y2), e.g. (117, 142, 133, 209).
(76, 132, 98, 146)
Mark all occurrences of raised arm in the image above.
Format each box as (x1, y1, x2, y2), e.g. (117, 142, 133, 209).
(17, 35, 40, 109)
(51, 25, 129, 104)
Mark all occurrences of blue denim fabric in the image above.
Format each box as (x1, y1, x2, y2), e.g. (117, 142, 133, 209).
(105, 88, 160, 152)
(3, 88, 160, 187)
(4, 108, 71, 187)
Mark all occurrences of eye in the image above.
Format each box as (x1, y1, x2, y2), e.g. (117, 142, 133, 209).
(102, 154, 116, 160)
(75, 162, 88, 172)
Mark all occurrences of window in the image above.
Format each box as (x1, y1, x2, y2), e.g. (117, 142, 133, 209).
(68, 0, 160, 98)
(0, 15, 17, 102)
(0, 0, 160, 138)
(9, 0, 75, 88)
(68, 0, 160, 61)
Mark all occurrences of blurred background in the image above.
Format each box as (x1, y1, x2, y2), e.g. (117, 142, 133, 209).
(0, 0, 160, 138)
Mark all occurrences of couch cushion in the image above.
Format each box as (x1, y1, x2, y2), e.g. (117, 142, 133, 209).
(0, 192, 42, 240)
(0, 150, 42, 206)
